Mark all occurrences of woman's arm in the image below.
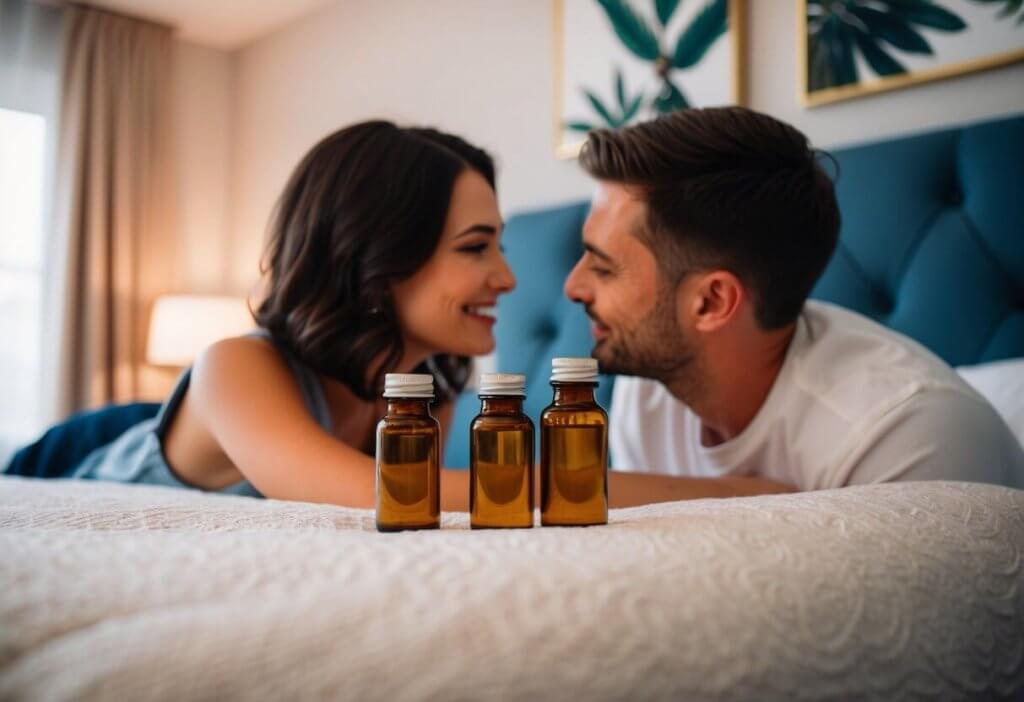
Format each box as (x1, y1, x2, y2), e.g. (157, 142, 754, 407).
(190, 338, 379, 507)
(193, 340, 473, 511)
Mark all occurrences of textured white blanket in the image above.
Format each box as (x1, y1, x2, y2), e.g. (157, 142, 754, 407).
(1, 477, 1022, 701)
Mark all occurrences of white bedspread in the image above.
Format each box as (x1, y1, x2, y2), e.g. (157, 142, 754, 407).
(1, 477, 1022, 701)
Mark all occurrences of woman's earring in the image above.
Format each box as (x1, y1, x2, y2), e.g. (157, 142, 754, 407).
(369, 293, 390, 316)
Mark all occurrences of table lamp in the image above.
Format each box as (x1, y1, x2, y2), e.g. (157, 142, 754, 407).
(147, 294, 253, 367)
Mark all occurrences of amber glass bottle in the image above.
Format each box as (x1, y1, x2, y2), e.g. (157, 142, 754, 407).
(540, 358, 608, 526)
(375, 373, 440, 532)
(470, 373, 534, 529)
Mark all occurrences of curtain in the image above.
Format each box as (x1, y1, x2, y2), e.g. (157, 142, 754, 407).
(48, 3, 177, 416)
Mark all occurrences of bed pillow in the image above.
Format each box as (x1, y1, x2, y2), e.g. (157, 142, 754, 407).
(956, 358, 1024, 449)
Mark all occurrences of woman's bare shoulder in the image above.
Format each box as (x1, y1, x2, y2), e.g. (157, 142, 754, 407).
(194, 335, 279, 370)
(189, 335, 304, 410)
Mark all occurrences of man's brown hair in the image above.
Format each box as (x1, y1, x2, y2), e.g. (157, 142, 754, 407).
(579, 106, 840, 329)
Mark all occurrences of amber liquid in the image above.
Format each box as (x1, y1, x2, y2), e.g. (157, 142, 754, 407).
(540, 384, 608, 526)
(470, 398, 534, 529)
(376, 400, 440, 532)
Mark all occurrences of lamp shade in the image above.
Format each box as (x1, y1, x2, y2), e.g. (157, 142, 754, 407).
(147, 294, 253, 367)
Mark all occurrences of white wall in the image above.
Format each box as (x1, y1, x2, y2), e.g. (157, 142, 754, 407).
(167, 0, 1024, 294)
(171, 40, 233, 294)
(226, 0, 593, 292)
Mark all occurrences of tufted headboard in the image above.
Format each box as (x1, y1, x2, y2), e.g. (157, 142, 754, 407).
(814, 114, 1024, 364)
(444, 113, 1024, 466)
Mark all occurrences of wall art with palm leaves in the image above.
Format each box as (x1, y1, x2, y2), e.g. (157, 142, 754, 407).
(802, 0, 1024, 106)
(554, 0, 744, 158)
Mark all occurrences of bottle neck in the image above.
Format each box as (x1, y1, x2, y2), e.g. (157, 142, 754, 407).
(550, 382, 597, 406)
(385, 397, 433, 417)
(478, 395, 525, 415)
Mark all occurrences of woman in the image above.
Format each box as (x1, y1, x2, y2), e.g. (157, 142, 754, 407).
(8, 122, 511, 509)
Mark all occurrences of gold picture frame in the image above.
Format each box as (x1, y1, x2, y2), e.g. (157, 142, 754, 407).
(553, 0, 746, 159)
(800, 0, 1024, 108)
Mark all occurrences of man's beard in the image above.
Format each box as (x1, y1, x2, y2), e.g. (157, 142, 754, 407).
(588, 287, 697, 388)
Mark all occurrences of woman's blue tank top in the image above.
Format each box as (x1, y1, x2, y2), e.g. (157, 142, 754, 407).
(71, 330, 334, 497)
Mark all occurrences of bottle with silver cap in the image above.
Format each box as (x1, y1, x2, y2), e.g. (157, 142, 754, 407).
(470, 373, 534, 529)
(539, 358, 608, 526)
(375, 373, 441, 532)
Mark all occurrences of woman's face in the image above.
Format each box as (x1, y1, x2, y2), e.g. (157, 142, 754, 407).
(393, 168, 515, 360)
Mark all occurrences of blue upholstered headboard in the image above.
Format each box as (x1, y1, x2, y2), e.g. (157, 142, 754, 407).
(444, 113, 1024, 467)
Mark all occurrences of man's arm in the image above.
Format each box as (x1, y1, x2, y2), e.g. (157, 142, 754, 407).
(441, 468, 470, 511)
(603, 377, 794, 505)
(441, 469, 793, 513)
(608, 470, 795, 508)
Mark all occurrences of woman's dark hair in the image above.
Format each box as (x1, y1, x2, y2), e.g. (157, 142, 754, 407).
(579, 106, 840, 329)
(254, 121, 496, 401)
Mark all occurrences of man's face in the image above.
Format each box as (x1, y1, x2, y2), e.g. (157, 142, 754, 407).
(563, 182, 694, 382)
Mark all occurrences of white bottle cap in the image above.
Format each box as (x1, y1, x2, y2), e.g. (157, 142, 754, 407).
(478, 373, 526, 396)
(550, 357, 598, 383)
(383, 373, 434, 398)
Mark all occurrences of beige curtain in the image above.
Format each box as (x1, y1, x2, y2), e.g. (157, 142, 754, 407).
(49, 4, 176, 416)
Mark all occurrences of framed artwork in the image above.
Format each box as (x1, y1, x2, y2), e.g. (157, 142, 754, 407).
(801, 0, 1024, 107)
(553, 0, 745, 158)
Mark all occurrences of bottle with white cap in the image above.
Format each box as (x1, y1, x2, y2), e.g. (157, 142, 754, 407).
(375, 373, 441, 532)
(539, 358, 608, 526)
(470, 373, 534, 529)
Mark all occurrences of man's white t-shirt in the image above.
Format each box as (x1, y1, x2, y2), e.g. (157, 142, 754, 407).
(610, 301, 1024, 490)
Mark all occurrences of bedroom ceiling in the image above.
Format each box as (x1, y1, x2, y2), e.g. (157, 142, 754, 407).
(82, 0, 337, 49)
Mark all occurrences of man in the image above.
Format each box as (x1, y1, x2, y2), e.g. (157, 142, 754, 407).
(565, 106, 1024, 494)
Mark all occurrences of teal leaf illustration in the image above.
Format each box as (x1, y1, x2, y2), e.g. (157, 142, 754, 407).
(655, 0, 681, 26)
(596, 0, 661, 60)
(565, 120, 597, 133)
(652, 76, 689, 112)
(671, 0, 728, 69)
(808, 22, 834, 91)
(584, 0, 730, 113)
(808, 14, 858, 89)
(880, 1, 967, 31)
(623, 93, 644, 121)
(851, 29, 907, 76)
(585, 89, 619, 126)
(571, 69, 646, 130)
(806, 0, 968, 90)
(849, 5, 934, 54)
(830, 18, 858, 86)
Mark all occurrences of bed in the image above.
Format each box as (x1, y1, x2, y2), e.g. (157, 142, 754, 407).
(2, 477, 1022, 700)
(2, 113, 1024, 700)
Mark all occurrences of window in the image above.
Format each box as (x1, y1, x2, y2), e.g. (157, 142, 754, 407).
(0, 0, 63, 463)
(0, 107, 46, 447)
